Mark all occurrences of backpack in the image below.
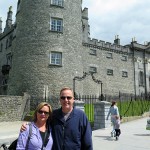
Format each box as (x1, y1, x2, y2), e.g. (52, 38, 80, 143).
(0, 123, 32, 150)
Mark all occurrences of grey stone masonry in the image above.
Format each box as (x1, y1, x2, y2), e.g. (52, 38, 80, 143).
(93, 101, 111, 130)
(1, 1, 150, 109)
(0, 93, 30, 122)
(74, 100, 85, 112)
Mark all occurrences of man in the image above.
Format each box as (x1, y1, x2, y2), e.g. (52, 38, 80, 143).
(21, 87, 93, 150)
(52, 87, 93, 150)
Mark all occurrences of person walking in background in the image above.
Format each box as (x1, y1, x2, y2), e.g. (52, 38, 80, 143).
(114, 115, 121, 141)
(17, 102, 53, 150)
(20, 87, 93, 150)
(106, 101, 120, 137)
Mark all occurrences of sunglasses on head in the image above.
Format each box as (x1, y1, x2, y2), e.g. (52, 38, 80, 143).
(60, 96, 72, 100)
(38, 110, 49, 115)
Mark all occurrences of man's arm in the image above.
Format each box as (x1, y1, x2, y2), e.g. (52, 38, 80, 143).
(81, 114, 93, 150)
(20, 122, 29, 132)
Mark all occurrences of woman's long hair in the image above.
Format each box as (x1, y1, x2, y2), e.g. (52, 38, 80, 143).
(111, 101, 116, 107)
(33, 102, 52, 123)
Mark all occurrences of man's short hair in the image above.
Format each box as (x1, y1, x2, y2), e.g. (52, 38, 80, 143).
(60, 87, 74, 97)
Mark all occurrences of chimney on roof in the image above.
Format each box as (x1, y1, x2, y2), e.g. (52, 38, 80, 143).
(132, 37, 137, 43)
(114, 35, 120, 45)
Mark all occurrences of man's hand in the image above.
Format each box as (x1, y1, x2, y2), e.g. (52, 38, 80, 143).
(20, 122, 28, 132)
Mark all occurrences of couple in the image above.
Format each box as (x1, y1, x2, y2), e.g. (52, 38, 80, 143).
(16, 87, 93, 150)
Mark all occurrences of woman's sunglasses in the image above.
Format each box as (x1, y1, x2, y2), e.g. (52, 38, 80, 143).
(38, 110, 49, 115)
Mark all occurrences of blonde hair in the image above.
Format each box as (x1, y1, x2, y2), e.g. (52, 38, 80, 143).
(60, 87, 74, 97)
(33, 102, 52, 122)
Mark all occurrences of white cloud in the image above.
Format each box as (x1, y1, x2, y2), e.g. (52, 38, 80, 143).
(1, 0, 150, 45)
(83, 0, 150, 45)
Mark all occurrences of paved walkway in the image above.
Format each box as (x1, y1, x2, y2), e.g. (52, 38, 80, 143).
(0, 121, 23, 147)
(93, 117, 150, 150)
(0, 117, 150, 150)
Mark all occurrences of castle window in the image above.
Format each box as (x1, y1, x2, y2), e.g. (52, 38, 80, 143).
(50, 18, 63, 32)
(0, 43, 3, 52)
(51, 0, 63, 7)
(139, 71, 144, 86)
(122, 71, 128, 77)
(50, 52, 62, 65)
(121, 55, 127, 61)
(9, 35, 13, 46)
(6, 53, 12, 66)
(106, 52, 113, 59)
(89, 67, 97, 73)
(6, 39, 9, 49)
(2, 79, 8, 86)
(107, 69, 113, 76)
(138, 62, 143, 69)
(90, 49, 97, 56)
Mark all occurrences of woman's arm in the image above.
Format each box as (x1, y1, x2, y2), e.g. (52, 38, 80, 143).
(106, 107, 111, 120)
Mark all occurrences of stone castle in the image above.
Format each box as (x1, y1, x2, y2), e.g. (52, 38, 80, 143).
(0, 0, 150, 105)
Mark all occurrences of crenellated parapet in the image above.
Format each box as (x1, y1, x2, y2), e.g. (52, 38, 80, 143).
(83, 37, 130, 54)
(82, 7, 88, 20)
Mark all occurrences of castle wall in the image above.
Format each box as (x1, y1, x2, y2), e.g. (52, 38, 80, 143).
(0, 29, 14, 95)
(0, 1, 150, 106)
(82, 41, 135, 96)
(133, 47, 150, 95)
(0, 93, 30, 122)
(7, 0, 84, 106)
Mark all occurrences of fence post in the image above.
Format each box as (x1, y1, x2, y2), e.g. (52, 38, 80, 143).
(119, 91, 122, 116)
(93, 101, 111, 130)
(74, 100, 85, 112)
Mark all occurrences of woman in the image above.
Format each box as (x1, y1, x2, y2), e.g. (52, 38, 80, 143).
(16, 102, 53, 150)
(106, 101, 120, 137)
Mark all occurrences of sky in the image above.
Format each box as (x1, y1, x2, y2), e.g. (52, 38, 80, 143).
(0, 0, 150, 45)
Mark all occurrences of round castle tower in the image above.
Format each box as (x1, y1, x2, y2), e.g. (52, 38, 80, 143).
(8, 0, 84, 106)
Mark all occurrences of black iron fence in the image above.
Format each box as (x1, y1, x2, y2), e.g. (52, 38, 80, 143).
(105, 92, 150, 117)
(30, 92, 150, 123)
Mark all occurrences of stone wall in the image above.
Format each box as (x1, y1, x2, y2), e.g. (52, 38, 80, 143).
(0, 93, 30, 122)
(93, 101, 111, 130)
(75, 100, 112, 130)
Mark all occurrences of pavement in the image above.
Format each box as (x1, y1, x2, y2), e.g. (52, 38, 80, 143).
(0, 117, 150, 150)
(93, 117, 150, 150)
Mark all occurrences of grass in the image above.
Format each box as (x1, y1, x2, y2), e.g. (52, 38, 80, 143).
(84, 104, 94, 123)
(118, 99, 150, 117)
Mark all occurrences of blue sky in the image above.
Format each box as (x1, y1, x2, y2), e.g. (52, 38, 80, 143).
(1, 0, 150, 45)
